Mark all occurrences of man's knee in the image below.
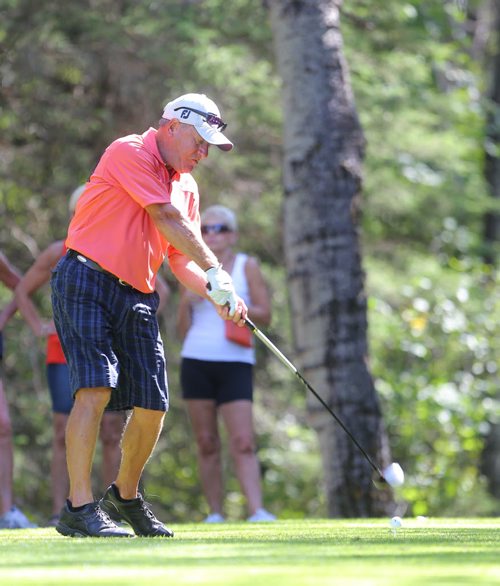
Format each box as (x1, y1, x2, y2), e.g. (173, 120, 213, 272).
(132, 406, 165, 426)
(74, 387, 111, 413)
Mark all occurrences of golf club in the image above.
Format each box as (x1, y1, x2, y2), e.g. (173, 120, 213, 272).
(245, 317, 392, 486)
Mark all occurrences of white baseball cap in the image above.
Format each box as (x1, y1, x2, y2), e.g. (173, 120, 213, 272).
(162, 93, 233, 151)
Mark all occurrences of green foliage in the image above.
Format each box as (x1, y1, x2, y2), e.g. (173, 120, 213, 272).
(345, 0, 488, 255)
(368, 239, 499, 515)
(342, 1, 499, 515)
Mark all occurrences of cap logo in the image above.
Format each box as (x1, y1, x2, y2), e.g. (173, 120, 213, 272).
(179, 109, 191, 120)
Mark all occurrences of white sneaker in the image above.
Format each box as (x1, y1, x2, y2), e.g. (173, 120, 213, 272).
(247, 508, 276, 522)
(0, 506, 37, 529)
(204, 513, 225, 523)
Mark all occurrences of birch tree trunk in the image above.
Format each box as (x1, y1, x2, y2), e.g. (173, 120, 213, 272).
(269, 0, 393, 516)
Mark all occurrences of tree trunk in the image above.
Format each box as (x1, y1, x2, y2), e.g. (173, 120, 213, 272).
(483, 0, 500, 265)
(481, 0, 500, 495)
(269, 0, 393, 516)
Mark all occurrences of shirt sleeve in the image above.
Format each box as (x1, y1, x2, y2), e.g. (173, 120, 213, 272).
(166, 178, 201, 259)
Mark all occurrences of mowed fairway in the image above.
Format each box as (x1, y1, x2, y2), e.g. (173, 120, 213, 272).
(0, 518, 498, 586)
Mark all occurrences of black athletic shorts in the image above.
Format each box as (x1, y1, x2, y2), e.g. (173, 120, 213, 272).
(180, 358, 253, 406)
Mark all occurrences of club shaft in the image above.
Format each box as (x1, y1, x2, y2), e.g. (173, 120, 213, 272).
(245, 318, 384, 478)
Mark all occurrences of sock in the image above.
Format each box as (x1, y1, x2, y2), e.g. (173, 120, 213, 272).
(67, 499, 88, 512)
(111, 483, 138, 503)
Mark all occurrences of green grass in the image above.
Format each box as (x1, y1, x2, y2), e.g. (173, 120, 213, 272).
(0, 518, 499, 585)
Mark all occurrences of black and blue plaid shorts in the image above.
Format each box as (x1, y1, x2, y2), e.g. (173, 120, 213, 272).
(50, 253, 168, 412)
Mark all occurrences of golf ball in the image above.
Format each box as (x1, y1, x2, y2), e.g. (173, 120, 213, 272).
(390, 516, 402, 529)
(383, 462, 405, 487)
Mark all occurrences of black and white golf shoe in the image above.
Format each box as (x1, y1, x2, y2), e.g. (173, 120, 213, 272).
(56, 501, 133, 538)
(100, 484, 174, 538)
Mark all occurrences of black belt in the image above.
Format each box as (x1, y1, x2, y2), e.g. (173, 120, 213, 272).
(67, 249, 132, 287)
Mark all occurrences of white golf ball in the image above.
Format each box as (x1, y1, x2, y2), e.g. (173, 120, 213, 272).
(390, 516, 402, 529)
(383, 462, 405, 487)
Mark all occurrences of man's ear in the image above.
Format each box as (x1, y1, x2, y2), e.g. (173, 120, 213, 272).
(168, 118, 181, 134)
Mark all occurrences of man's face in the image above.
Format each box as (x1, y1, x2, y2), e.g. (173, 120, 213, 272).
(158, 121, 210, 173)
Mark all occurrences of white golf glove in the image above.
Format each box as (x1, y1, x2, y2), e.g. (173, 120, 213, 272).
(205, 265, 237, 315)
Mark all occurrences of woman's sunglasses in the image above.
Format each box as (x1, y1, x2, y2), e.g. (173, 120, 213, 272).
(201, 224, 232, 235)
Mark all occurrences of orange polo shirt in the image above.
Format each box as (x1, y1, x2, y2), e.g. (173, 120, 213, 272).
(65, 128, 200, 293)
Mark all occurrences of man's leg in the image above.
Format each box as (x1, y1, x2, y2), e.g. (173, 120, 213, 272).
(114, 407, 164, 499)
(0, 379, 13, 515)
(186, 399, 224, 517)
(65, 387, 111, 506)
(99, 407, 173, 537)
(56, 388, 133, 537)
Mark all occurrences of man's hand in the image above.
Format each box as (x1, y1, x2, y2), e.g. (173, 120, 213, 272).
(206, 265, 238, 314)
(215, 295, 248, 325)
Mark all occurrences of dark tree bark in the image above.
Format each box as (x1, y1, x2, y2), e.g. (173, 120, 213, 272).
(484, 0, 500, 264)
(268, 0, 394, 516)
(483, 0, 500, 265)
(480, 0, 500, 495)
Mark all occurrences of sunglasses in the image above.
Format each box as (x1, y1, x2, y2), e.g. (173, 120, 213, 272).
(201, 224, 232, 235)
(174, 107, 227, 131)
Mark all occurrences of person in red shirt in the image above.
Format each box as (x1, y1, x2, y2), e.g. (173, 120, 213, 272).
(15, 185, 171, 526)
(51, 93, 248, 538)
(0, 251, 37, 529)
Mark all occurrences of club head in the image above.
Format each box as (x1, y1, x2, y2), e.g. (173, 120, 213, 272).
(372, 462, 405, 490)
(382, 462, 405, 488)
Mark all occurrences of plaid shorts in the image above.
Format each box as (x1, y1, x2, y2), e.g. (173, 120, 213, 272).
(51, 253, 168, 412)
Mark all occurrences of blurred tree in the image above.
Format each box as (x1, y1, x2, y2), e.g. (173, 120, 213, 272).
(477, 0, 500, 495)
(269, 0, 393, 517)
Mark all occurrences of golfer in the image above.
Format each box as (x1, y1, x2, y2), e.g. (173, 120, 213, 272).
(51, 93, 247, 538)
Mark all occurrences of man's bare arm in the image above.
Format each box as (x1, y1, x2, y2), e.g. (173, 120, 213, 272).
(146, 203, 218, 271)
